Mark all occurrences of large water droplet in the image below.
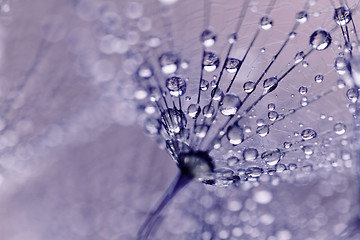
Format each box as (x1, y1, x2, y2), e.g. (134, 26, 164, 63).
(260, 16, 273, 30)
(263, 77, 278, 93)
(166, 76, 186, 96)
(159, 52, 179, 74)
(309, 30, 332, 50)
(296, 10, 308, 23)
(256, 125, 270, 137)
(203, 52, 220, 72)
(225, 58, 241, 73)
(227, 125, 244, 145)
(187, 104, 201, 118)
(243, 148, 259, 162)
(200, 29, 217, 47)
(261, 149, 282, 166)
(334, 6, 352, 26)
(219, 94, 242, 116)
(243, 81, 256, 94)
(268, 111, 278, 121)
(301, 128, 317, 140)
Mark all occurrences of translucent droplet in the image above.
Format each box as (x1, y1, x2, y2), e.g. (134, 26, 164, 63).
(219, 94, 242, 116)
(211, 87, 223, 101)
(261, 149, 282, 166)
(227, 125, 244, 145)
(194, 124, 209, 138)
(203, 52, 220, 72)
(200, 79, 209, 91)
(309, 30, 332, 50)
(301, 145, 314, 155)
(296, 10, 308, 23)
(201, 29, 217, 47)
(260, 16, 273, 30)
(166, 76, 186, 96)
(227, 156, 240, 167)
(333, 122, 346, 135)
(263, 77, 278, 93)
(268, 111, 278, 121)
(346, 88, 359, 103)
(256, 125, 269, 137)
(246, 167, 263, 178)
(243, 148, 259, 162)
(289, 31, 296, 39)
(203, 104, 215, 118)
(268, 103, 275, 110)
(288, 163, 297, 170)
(284, 142, 292, 149)
(314, 74, 324, 83)
(161, 108, 187, 134)
(294, 51, 305, 63)
(228, 33, 237, 44)
(301, 128, 317, 140)
(137, 62, 153, 79)
(159, 52, 179, 74)
(243, 81, 256, 94)
(299, 86, 308, 94)
(187, 104, 201, 118)
(214, 168, 237, 187)
(225, 58, 241, 73)
(335, 57, 347, 75)
(334, 6, 352, 26)
(300, 96, 308, 106)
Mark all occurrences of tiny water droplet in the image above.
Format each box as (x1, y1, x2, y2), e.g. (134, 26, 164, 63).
(203, 52, 220, 72)
(166, 76, 186, 96)
(211, 87, 224, 101)
(200, 29, 217, 47)
(137, 62, 153, 79)
(200, 79, 209, 91)
(159, 52, 179, 74)
(227, 125, 244, 145)
(334, 57, 347, 75)
(227, 156, 240, 167)
(256, 125, 270, 137)
(346, 88, 359, 103)
(268, 111, 278, 121)
(334, 6, 352, 26)
(268, 103, 276, 110)
(260, 16, 273, 30)
(333, 122, 346, 135)
(194, 124, 209, 138)
(225, 58, 241, 73)
(314, 74, 324, 83)
(263, 77, 278, 93)
(228, 33, 237, 44)
(301, 128, 317, 140)
(301, 145, 314, 155)
(284, 142, 292, 149)
(309, 30, 332, 50)
(243, 81, 256, 93)
(260, 47, 266, 52)
(294, 51, 305, 64)
(299, 86, 308, 94)
(261, 149, 282, 166)
(243, 148, 259, 162)
(219, 94, 242, 116)
(187, 104, 201, 118)
(296, 10, 308, 23)
(203, 104, 215, 118)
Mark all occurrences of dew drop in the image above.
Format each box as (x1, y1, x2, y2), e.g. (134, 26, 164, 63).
(294, 51, 305, 63)
(137, 62, 153, 79)
(161, 108, 187, 134)
(201, 29, 217, 47)
(211, 87, 223, 101)
(227, 156, 240, 167)
(301, 145, 314, 155)
(333, 122, 346, 135)
(166, 76, 186, 96)
(268, 111, 278, 121)
(227, 125, 244, 145)
(200, 79, 209, 91)
(296, 10, 308, 23)
(334, 6, 352, 26)
(260, 16, 273, 30)
(299, 86, 308, 94)
(159, 52, 179, 74)
(243, 148, 259, 162)
(335, 57, 347, 75)
(219, 94, 242, 116)
(301, 128, 317, 140)
(314, 74, 324, 83)
(225, 58, 241, 73)
(228, 33, 237, 44)
(194, 124, 209, 138)
(261, 149, 282, 166)
(309, 30, 332, 50)
(243, 81, 256, 93)
(263, 77, 278, 93)
(187, 104, 201, 118)
(203, 104, 215, 118)
(268, 103, 275, 110)
(284, 141, 292, 149)
(346, 88, 359, 103)
(256, 125, 270, 137)
(203, 52, 220, 72)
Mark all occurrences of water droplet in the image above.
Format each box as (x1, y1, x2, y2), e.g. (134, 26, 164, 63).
(201, 29, 217, 47)
(333, 122, 346, 135)
(294, 51, 305, 63)
(288, 163, 297, 170)
(268, 103, 276, 110)
(301, 128, 317, 140)
(296, 10, 308, 23)
(256, 125, 270, 137)
(219, 94, 242, 116)
(243, 81, 256, 93)
(261, 149, 282, 166)
(243, 148, 259, 162)
(314, 74, 324, 83)
(225, 58, 241, 73)
(161, 108, 187, 134)
(309, 30, 332, 50)
(227, 125, 244, 145)
(194, 124, 209, 138)
(268, 111, 278, 121)
(301, 145, 314, 155)
(187, 104, 201, 118)
(335, 57, 347, 75)
(211, 87, 223, 101)
(200, 79, 209, 91)
(299, 86, 308, 94)
(166, 76, 186, 96)
(284, 142, 292, 149)
(214, 168, 237, 186)
(260, 47, 266, 52)
(159, 52, 179, 74)
(246, 167, 263, 178)
(260, 16, 273, 30)
(289, 31, 296, 39)
(302, 61, 309, 67)
(203, 52, 220, 72)
(346, 88, 359, 103)
(227, 156, 240, 167)
(300, 96, 308, 106)
(334, 6, 352, 26)
(228, 33, 237, 44)
(137, 62, 153, 79)
(263, 77, 278, 93)
(203, 104, 215, 118)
